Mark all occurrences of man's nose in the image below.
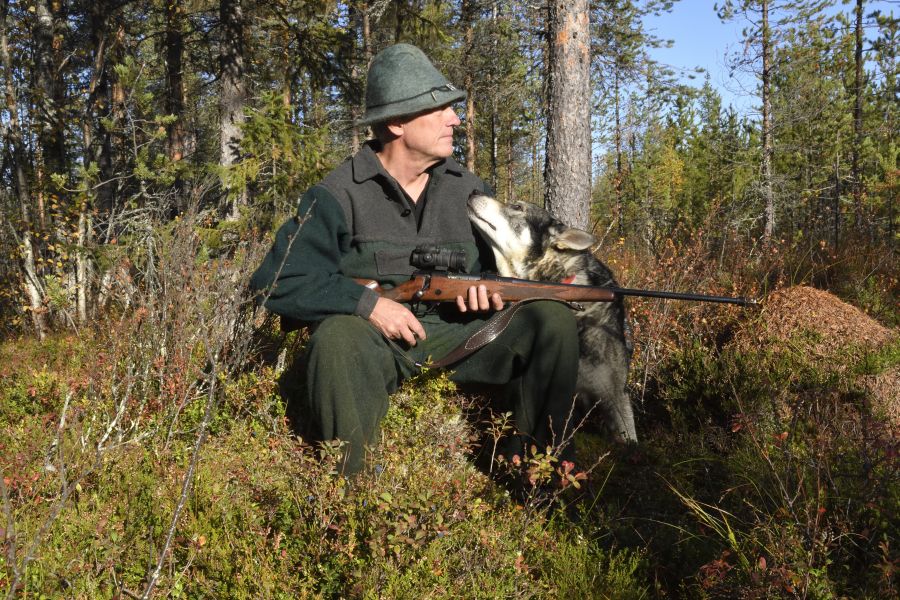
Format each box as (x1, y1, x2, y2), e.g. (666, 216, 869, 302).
(445, 106, 461, 126)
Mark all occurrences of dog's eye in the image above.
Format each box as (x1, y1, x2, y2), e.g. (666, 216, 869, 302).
(509, 203, 523, 211)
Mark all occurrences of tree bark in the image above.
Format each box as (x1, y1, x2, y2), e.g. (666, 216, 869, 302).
(2, 0, 48, 338)
(490, 107, 498, 191)
(220, 0, 247, 220)
(833, 147, 841, 247)
(349, 0, 371, 151)
(33, 0, 68, 180)
(75, 208, 92, 324)
(544, 0, 591, 230)
(465, 71, 477, 172)
(165, 0, 186, 164)
(87, 3, 117, 214)
(165, 0, 186, 214)
(462, 0, 477, 172)
(76, 1, 114, 324)
(852, 0, 865, 229)
(761, 0, 776, 241)
(614, 68, 624, 237)
(531, 130, 539, 205)
(506, 126, 514, 202)
(98, 22, 126, 215)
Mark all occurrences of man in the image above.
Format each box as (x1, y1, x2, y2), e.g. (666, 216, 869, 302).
(251, 44, 579, 474)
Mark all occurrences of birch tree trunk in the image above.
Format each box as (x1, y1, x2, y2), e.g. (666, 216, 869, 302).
(544, 0, 591, 230)
(75, 210, 92, 324)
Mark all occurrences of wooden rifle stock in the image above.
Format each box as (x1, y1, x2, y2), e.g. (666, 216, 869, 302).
(355, 272, 757, 307)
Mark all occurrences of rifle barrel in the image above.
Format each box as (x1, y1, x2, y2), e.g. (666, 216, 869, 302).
(609, 287, 757, 306)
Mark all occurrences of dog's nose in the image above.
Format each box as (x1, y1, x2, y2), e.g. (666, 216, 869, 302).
(468, 190, 483, 200)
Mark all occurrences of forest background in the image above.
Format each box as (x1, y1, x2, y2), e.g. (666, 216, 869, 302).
(0, 0, 897, 598)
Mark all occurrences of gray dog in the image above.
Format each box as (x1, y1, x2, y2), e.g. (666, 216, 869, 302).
(467, 194, 636, 442)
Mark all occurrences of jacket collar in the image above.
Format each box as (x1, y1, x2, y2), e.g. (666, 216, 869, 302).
(352, 140, 464, 183)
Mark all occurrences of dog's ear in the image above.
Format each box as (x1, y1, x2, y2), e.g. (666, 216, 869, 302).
(552, 228, 595, 251)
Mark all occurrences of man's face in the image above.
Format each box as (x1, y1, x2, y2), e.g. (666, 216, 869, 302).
(397, 104, 461, 162)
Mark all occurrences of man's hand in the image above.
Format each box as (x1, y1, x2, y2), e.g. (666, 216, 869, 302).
(368, 297, 426, 346)
(456, 284, 504, 313)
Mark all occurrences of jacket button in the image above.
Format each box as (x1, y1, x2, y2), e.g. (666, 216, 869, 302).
(400, 209, 411, 217)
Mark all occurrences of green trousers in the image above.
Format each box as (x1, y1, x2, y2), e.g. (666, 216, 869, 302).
(299, 301, 580, 474)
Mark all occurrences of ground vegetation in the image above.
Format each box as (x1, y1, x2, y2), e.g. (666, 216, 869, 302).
(1, 1, 896, 597)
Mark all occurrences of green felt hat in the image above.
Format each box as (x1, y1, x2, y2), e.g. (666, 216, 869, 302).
(357, 44, 466, 127)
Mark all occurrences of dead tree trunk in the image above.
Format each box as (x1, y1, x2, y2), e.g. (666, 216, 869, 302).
(544, 0, 591, 230)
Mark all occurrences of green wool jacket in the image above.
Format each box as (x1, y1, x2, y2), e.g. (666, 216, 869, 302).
(250, 142, 492, 322)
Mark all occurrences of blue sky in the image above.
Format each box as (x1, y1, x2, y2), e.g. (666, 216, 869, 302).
(643, 0, 897, 115)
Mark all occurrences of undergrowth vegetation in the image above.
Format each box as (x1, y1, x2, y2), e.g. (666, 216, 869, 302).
(1, 215, 896, 598)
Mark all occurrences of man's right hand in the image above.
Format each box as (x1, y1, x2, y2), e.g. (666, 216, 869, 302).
(367, 297, 426, 346)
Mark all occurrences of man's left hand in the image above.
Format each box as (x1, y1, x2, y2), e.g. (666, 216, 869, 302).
(456, 284, 504, 313)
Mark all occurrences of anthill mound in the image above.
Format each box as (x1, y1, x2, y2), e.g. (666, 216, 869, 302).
(859, 365, 899, 427)
(735, 285, 894, 358)
(732, 285, 898, 424)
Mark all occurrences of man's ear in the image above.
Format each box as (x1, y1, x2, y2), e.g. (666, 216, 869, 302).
(385, 120, 404, 138)
(552, 228, 595, 251)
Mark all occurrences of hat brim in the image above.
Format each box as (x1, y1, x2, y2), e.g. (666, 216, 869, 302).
(356, 87, 467, 127)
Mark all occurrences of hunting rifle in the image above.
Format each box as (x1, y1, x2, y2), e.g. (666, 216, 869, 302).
(355, 271, 757, 307)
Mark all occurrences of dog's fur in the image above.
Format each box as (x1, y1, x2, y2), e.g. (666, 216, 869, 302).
(468, 194, 636, 442)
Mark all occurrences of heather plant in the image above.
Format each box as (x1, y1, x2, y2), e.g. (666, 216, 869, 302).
(0, 344, 650, 598)
(0, 206, 270, 597)
(2, 201, 895, 598)
(575, 232, 898, 599)
(0, 209, 649, 598)
(1, 0, 897, 595)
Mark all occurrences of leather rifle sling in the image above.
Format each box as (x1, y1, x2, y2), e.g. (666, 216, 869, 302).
(426, 298, 579, 369)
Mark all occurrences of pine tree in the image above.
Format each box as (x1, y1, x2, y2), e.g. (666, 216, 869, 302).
(717, 0, 832, 242)
(220, 0, 247, 221)
(545, 0, 591, 229)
